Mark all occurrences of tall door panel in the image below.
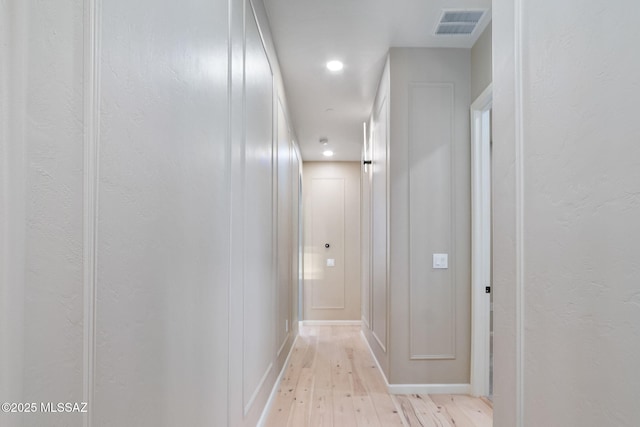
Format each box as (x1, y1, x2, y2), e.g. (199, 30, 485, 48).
(291, 148, 301, 333)
(303, 162, 361, 321)
(361, 124, 373, 328)
(242, 7, 274, 417)
(309, 177, 346, 312)
(371, 100, 388, 350)
(408, 84, 455, 359)
(96, 0, 230, 425)
(1, 3, 85, 427)
(276, 100, 292, 357)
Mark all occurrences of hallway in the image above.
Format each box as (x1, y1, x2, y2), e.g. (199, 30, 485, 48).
(3, 0, 640, 425)
(264, 325, 493, 427)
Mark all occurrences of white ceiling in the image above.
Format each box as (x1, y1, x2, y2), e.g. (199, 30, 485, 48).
(264, 0, 491, 161)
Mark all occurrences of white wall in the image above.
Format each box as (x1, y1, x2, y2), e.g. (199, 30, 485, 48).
(1, 2, 85, 426)
(363, 48, 472, 386)
(471, 22, 492, 101)
(0, 1, 300, 426)
(95, 1, 231, 425)
(388, 48, 471, 385)
(493, 0, 640, 425)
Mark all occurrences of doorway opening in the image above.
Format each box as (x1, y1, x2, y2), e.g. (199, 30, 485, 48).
(470, 84, 493, 399)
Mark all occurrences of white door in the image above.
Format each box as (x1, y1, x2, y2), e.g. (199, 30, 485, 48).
(303, 163, 361, 321)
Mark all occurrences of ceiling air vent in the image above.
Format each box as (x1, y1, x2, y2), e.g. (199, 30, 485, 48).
(435, 10, 486, 35)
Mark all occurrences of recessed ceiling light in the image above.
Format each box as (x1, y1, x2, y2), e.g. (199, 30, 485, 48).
(323, 150, 334, 157)
(319, 137, 329, 145)
(326, 60, 343, 72)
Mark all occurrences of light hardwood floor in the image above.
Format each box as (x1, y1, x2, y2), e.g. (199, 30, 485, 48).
(264, 325, 493, 427)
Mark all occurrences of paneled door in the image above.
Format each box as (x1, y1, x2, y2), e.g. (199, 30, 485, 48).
(303, 163, 361, 321)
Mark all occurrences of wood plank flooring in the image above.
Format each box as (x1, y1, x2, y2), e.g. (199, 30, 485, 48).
(264, 325, 493, 427)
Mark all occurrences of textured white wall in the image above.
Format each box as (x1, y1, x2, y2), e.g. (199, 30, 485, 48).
(494, 0, 640, 425)
(241, 6, 277, 420)
(1, 1, 85, 426)
(471, 22, 492, 101)
(0, 0, 301, 426)
(1, 3, 26, 426)
(94, 0, 231, 425)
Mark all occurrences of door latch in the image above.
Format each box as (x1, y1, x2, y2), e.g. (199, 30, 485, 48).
(485, 286, 491, 294)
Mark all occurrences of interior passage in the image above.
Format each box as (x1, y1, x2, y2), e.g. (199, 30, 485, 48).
(264, 325, 493, 427)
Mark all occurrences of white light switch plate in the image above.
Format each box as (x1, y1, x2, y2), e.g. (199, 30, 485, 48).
(327, 258, 335, 267)
(433, 253, 448, 269)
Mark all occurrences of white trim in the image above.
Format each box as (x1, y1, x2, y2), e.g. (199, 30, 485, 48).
(361, 316, 370, 328)
(371, 329, 387, 353)
(300, 320, 362, 326)
(471, 84, 493, 112)
(244, 362, 273, 416)
(514, 0, 525, 424)
(383, 88, 391, 355)
(387, 383, 472, 395)
(276, 331, 290, 358)
(360, 331, 389, 387)
(83, 1, 101, 426)
(1, 0, 27, 412)
(256, 334, 299, 427)
(470, 83, 492, 397)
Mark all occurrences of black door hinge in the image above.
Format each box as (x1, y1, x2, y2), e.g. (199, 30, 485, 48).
(485, 286, 491, 294)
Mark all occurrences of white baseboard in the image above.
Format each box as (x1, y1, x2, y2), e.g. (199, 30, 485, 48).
(387, 383, 472, 395)
(359, 331, 472, 396)
(300, 320, 362, 326)
(360, 330, 390, 387)
(256, 334, 299, 427)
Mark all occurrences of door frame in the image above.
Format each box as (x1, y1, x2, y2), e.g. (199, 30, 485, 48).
(470, 84, 493, 397)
